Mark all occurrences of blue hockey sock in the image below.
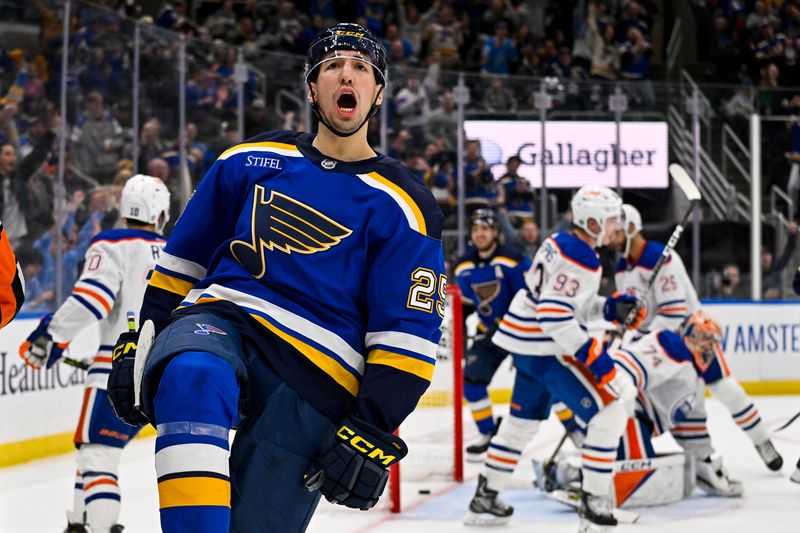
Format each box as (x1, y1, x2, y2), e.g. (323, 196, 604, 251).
(153, 351, 239, 533)
(464, 382, 495, 435)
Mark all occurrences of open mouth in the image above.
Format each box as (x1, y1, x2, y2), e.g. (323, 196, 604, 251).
(336, 91, 357, 115)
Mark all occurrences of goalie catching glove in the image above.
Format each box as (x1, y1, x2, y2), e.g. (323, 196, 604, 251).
(304, 415, 407, 510)
(19, 314, 69, 369)
(107, 318, 155, 427)
(604, 291, 647, 329)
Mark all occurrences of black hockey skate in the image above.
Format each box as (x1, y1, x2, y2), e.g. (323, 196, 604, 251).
(466, 417, 502, 462)
(792, 457, 800, 484)
(464, 474, 513, 526)
(578, 491, 618, 533)
(755, 439, 783, 471)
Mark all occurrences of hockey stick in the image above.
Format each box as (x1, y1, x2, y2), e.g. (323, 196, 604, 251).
(774, 410, 800, 432)
(61, 356, 89, 370)
(611, 163, 702, 343)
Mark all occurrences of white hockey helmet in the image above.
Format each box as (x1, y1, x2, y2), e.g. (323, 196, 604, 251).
(120, 174, 171, 233)
(621, 203, 643, 256)
(570, 185, 622, 247)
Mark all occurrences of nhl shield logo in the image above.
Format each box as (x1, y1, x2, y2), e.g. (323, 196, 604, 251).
(321, 159, 337, 170)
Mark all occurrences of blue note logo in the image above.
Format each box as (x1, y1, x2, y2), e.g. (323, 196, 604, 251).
(230, 185, 352, 279)
(194, 324, 228, 336)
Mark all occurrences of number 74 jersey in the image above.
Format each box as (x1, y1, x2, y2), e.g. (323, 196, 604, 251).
(493, 232, 607, 357)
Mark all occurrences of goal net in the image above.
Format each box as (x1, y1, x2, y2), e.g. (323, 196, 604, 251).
(388, 285, 464, 512)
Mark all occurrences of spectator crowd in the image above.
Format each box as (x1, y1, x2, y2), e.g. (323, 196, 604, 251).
(0, 0, 798, 309)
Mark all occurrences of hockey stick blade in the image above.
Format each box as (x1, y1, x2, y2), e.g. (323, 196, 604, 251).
(547, 489, 639, 524)
(668, 163, 702, 203)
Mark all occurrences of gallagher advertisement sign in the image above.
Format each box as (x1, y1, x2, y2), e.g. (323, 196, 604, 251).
(463, 120, 669, 188)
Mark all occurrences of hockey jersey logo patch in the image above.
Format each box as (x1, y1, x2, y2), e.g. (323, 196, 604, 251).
(194, 323, 228, 336)
(471, 279, 501, 316)
(230, 185, 352, 279)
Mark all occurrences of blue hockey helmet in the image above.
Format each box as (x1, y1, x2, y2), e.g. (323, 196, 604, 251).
(304, 23, 387, 87)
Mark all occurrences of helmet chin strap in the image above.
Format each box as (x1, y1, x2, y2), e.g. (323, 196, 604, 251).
(309, 85, 383, 138)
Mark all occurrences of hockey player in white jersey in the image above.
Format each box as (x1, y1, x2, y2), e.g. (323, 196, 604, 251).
(20, 175, 169, 533)
(612, 203, 783, 472)
(547, 314, 745, 506)
(466, 186, 643, 532)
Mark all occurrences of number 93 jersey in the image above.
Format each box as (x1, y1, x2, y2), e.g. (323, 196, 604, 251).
(493, 232, 606, 356)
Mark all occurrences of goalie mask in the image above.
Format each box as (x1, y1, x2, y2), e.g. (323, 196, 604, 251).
(681, 311, 722, 372)
(571, 185, 622, 247)
(120, 174, 171, 233)
(621, 203, 643, 257)
(304, 23, 387, 138)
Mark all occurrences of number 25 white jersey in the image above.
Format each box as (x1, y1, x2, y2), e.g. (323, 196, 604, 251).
(493, 232, 606, 357)
(48, 229, 166, 388)
(614, 240, 700, 333)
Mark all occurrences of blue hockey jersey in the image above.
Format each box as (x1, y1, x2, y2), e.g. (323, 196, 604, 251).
(454, 245, 530, 333)
(139, 130, 445, 431)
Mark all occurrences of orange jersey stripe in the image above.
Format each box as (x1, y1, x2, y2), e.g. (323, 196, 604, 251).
(94, 356, 113, 364)
(737, 410, 759, 426)
(73, 287, 112, 314)
(582, 454, 615, 463)
(536, 307, 571, 314)
(73, 389, 92, 444)
(487, 453, 518, 465)
(500, 319, 542, 333)
(84, 478, 119, 490)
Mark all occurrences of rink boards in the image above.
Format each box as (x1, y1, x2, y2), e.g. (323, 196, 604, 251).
(2, 301, 799, 467)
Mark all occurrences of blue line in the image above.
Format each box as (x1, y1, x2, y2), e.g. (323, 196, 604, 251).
(583, 444, 616, 453)
(87, 369, 111, 376)
(742, 417, 762, 431)
(81, 279, 116, 301)
(71, 294, 103, 320)
(496, 329, 553, 342)
(583, 465, 613, 473)
(658, 299, 686, 307)
(485, 463, 514, 473)
(537, 299, 575, 310)
(538, 316, 573, 323)
(85, 493, 121, 504)
(733, 404, 753, 418)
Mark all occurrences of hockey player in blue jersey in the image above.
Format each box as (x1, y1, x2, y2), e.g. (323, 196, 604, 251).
(106, 23, 445, 533)
(454, 208, 530, 461)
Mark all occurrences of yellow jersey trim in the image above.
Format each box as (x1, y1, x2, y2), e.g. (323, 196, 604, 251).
(218, 141, 300, 160)
(158, 476, 230, 509)
(367, 349, 434, 382)
(366, 171, 427, 235)
(149, 270, 194, 296)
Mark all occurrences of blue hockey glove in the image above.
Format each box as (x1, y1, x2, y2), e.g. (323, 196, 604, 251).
(107, 329, 149, 427)
(574, 338, 616, 385)
(304, 415, 407, 510)
(19, 314, 68, 369)
(604, 291, 647, 329)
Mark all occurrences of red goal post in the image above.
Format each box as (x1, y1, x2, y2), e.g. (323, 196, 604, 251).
(389, 285, 464, 513)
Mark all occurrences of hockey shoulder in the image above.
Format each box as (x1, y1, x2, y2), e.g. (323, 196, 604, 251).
(217, 130, 303, 162)
(363, 157, 443, 240)
(549, 233, 601, 273)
